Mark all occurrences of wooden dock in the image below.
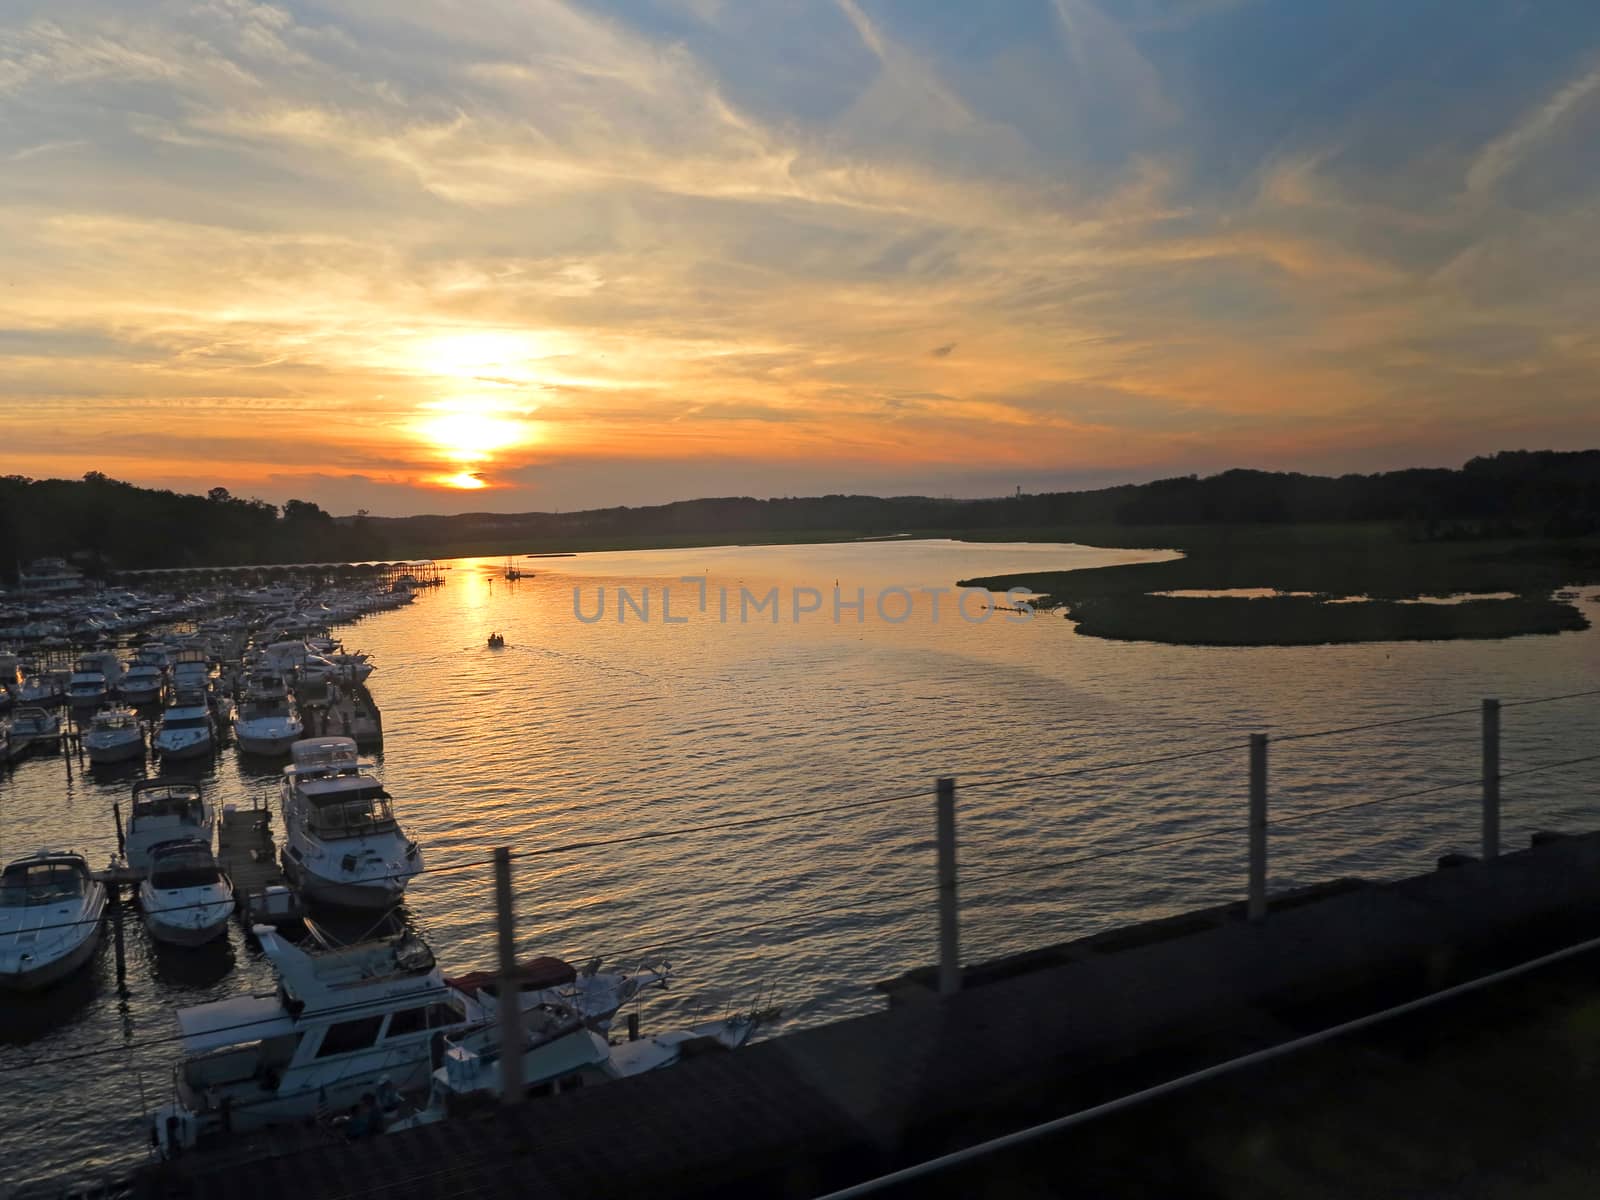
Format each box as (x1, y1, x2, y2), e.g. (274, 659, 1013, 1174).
(216, 799, 303, 926)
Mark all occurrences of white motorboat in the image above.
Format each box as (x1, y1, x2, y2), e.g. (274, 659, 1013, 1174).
(153, 697, 215, 761)
(8, 706, 62, 755)
(390, 1009, 763, 1130)
(138, 840, 234, 947)
(443, 955, 671, 1035)
(66, 651, 122, 712)
(233, 675, 303, 757)
(279, 737, 422, 909)
(0, 852, 106, 990)
(326, 651, 374, 686)
(16, 671, 67, 707)
(117, 662, 166, 705)
(124, 780, 213, 874)
(148, 927, 662, 1155)
(149, 927, 471, 1155)
(83, 705, 146, 763)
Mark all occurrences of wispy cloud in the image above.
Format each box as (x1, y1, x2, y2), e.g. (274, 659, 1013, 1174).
(1, 0, 1597, 513)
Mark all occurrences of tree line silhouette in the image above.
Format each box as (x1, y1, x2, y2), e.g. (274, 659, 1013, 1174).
(2, 451, 1596, 580)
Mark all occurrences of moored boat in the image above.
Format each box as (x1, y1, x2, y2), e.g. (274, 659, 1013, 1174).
(125, 780, 213, 874)
(0, 852, 106, 990)
(279, 737, 422, 909)
(153, 696, 215, 761)
(233, 673, 303, 756)
(138, 840, 235, 947)
(83, 705, 145, 763)
(8, 706, 62, 756)
(149, 927, 469, 1155)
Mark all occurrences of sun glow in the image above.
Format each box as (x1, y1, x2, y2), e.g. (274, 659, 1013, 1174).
(437, 471, 489, 490)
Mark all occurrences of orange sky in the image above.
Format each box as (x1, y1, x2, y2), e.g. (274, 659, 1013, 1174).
(3, 1, 1599, 513)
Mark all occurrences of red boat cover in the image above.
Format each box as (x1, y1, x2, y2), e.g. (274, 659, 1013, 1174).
(445, 956, 578, 997)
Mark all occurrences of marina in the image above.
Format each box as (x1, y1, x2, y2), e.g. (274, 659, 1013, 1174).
(2, 542, 1599, 1189)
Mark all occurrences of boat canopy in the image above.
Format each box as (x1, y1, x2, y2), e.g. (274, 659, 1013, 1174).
(0, 857, 88, 907)
(148, 841, 223, 889)
(177, 994, 293, 1054)
(132, 781, 205, 822)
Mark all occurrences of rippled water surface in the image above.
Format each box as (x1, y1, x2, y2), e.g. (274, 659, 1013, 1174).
(3, 539, 1598, 1185)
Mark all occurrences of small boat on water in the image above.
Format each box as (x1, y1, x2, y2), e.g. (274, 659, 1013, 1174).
(153, 696, 215, 761)
(83, 705, 146, 763)
(124, 780, 213, 874)
(233, 681, 303, 757)
(390, 1009, 763, 1130)
(279, 737, 422, 909)
(66, 651, 122, 712)
(8, 706, 62, 756)
(0, 852, 106, 990)
(486, 632, 505, 648)
(16, 671, 66, 707)
(138, 840, 234, 947)
(117, 662, 166, 706)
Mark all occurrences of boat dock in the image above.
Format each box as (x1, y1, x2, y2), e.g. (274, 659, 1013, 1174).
(216, 799, 304, 926)
(114, 825, 1600, 1199)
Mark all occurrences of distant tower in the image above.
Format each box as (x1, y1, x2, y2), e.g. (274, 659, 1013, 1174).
(1015, 485, 1021, 498)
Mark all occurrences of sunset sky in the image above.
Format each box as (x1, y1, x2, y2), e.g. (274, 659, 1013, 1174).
(3, 0, 1599, 515)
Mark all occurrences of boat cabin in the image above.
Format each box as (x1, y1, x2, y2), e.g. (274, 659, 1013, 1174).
(147, 841, 224, 891)
(131, 781, 207, 827)
(0, 855, 90, 908)
(299, 777, 398, 838)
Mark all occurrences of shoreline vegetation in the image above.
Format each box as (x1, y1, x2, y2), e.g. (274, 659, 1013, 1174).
(956, 523, 1600, 645)
(4, 451, 1599, 645)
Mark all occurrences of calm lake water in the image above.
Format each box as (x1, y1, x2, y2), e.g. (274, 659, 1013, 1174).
(3, 538, 1598, 1184)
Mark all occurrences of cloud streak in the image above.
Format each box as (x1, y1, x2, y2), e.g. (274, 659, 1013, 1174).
(1, 1, 1597, 513)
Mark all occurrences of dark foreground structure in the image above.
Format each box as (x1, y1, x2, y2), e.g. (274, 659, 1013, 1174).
(94, 827, 1600, 1200)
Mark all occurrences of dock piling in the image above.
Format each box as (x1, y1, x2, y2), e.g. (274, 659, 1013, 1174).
(1247, 734, 1269, 923)
(1482, 698, 1501, 860)
(110, 887, 128, 997)
(493, 847, 525, 1104)
(936, 777, 960, 995)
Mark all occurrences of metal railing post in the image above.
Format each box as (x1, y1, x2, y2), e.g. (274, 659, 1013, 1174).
(936, 777, 960, 995)
(1248, 734, 1269, 923)
(1482, 698, 1501, 860)
(494, 847, 525, 1104)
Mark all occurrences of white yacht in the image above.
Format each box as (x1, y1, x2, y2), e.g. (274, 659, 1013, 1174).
(148, 928, 665, 1155)
(66, 651, 121, 712)
(0, 852, 106, 990)
(8, 706, 62, 755)
(149, 927, 470, 1155)
(233, 672, 303, 757)
(124, 781, 213, 874)
(392, 1009, 762, 1130)
(279, 737, 422, 909)
(138, 840, 234, 947)
(153, 697, 215, 761)
(83, 705, 145, 764)
(117, 662, 166, 705)
(16, 671, 66, 707)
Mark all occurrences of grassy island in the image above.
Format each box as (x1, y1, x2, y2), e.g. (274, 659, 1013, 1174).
(958, 523, 1600, 646)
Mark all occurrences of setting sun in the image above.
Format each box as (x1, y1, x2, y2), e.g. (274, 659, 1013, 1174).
(437, 470, 489, 490)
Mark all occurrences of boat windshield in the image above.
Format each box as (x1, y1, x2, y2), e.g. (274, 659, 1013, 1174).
(308, 788, 397, 837)
(162, 716, 209, 731)
(150, 848, 223, 889)
(0, 862, 85, 906)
